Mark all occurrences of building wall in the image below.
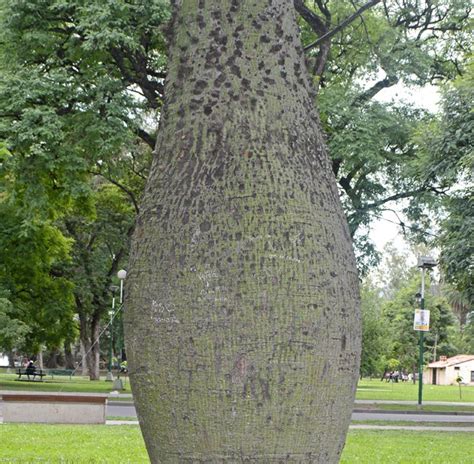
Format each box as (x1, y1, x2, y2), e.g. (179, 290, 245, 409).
(426, 361, 474, 385)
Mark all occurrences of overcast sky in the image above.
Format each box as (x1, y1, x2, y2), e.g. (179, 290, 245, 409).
(369, 82, 440, 255)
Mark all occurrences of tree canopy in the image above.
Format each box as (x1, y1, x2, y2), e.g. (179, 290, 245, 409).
(0, 0, 471, 367)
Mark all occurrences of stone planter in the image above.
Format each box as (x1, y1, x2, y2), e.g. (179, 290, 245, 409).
(0, 391, 108, 424)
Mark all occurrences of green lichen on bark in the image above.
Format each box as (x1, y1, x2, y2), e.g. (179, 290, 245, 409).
(124, 1, 360, 462)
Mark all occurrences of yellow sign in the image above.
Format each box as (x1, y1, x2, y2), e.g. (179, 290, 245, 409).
(414, 309, 430, 331)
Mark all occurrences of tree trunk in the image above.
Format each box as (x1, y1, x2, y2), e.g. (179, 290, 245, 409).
(64, 340, 75, 370)
(125, 2, 360, 462)
(79, 313, 101, 380)
(6, 351, 15, 368)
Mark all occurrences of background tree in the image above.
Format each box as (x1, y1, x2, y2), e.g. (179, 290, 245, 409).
(359, 280, 389, 377)
(295, 0, 472, 272)
(0, 0, 158, 375)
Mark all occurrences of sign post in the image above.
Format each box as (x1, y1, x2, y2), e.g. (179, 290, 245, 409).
(415, 256, 436, 407)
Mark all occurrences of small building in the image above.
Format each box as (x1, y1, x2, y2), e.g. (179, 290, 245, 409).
(425, 355, 474, 385)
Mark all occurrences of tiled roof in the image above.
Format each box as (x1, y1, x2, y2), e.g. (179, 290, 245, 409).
(428, 355, 474, 368)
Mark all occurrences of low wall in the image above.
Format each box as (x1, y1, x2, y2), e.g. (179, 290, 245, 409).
(0, 391, 108, 424)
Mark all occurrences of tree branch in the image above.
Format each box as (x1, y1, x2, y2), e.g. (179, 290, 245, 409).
(137, 128, 156, 149)
(304, 0, 382, 52)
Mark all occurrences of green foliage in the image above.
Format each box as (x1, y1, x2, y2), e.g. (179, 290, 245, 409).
(359, 282, 388, 377)
(0, 290, 30, 352)
(300, 0, 473, 272)
(0, 199, 76, 353)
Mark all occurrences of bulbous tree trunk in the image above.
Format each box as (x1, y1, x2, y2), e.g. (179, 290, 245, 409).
(125, 1, 360, 462)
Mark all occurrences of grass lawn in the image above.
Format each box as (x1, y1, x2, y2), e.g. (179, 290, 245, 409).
(342, 429, 474, 463)
(357, 378, 474, 403)
(0, 424, 472, 463)
(0, 372, 132, 393)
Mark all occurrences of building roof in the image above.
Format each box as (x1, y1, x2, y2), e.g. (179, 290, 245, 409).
(428, 355, 474, 369)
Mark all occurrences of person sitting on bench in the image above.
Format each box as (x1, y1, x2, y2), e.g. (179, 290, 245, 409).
(25, 360, 36, 380)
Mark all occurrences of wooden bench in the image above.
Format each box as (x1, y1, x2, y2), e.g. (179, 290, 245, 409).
(16, 368, 46, 381)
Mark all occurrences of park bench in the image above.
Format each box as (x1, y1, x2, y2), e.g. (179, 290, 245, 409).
(48, 369, 75, 380)
(16, 368, 46, 381)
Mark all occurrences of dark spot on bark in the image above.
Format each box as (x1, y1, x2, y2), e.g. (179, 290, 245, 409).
(235, 232, 242, 240)
(321, 360, 329, 379)
(341, 334, 346, 351)
(230, 0, 239, 13)
(263, 77, 276, 85)
(270, 43, 282, 53)
(256, 89, 264, 97)
(233, 25, 244, 37)
(252, 20, 262, 29)
(260, 34, 271, 43)
(214, 73, 226, 87)
(203, 105, 213, 115)
(230, 64, 241, 78)
(250, 97, 257, 109)
(182, 211, 189, 225)
(278, 56, 285, 66)
(280, 70, 287, 79)
(197, 14, 206, 29)
(330, 271, 337, 277)
(193, 80, 208, 94)
(240, 77, 250, 90)
(200, 221, 211, 232)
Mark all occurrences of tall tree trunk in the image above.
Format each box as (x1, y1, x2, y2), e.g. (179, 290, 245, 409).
(79, 311, 101, 380)
(125, 2, 360, 462)
(6, 351, 15, 368)
(64, 340, 75, 370)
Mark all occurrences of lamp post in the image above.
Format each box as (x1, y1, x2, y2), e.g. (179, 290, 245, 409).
(112, 270, 127, 390)
(106, 285, 119, 382)
(117, 269, 127, 305)
(415, 256, 437, 406)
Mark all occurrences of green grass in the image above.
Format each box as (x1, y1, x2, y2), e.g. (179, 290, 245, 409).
(357, 378, 474, 403)
(0, 423, 147, 463)
(0, 424, 473, 463)
(341, 429, 474, 463)
(0, 373, 132, 393)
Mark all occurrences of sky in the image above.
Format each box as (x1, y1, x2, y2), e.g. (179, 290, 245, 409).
(368, 82, 440, 256)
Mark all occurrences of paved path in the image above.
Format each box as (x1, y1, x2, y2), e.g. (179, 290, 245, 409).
(355, 399, 473, 407)
(352, 411, 474, 422)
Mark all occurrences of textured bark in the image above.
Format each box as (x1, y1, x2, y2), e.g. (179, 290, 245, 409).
(125, 1, 360, 462)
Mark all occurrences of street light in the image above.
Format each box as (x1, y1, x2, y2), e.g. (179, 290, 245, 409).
(415, 256, 437, 406)
(113, 270, 127, 391)
(106, 285, 119, 382)
(117, 269, 127, 304)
